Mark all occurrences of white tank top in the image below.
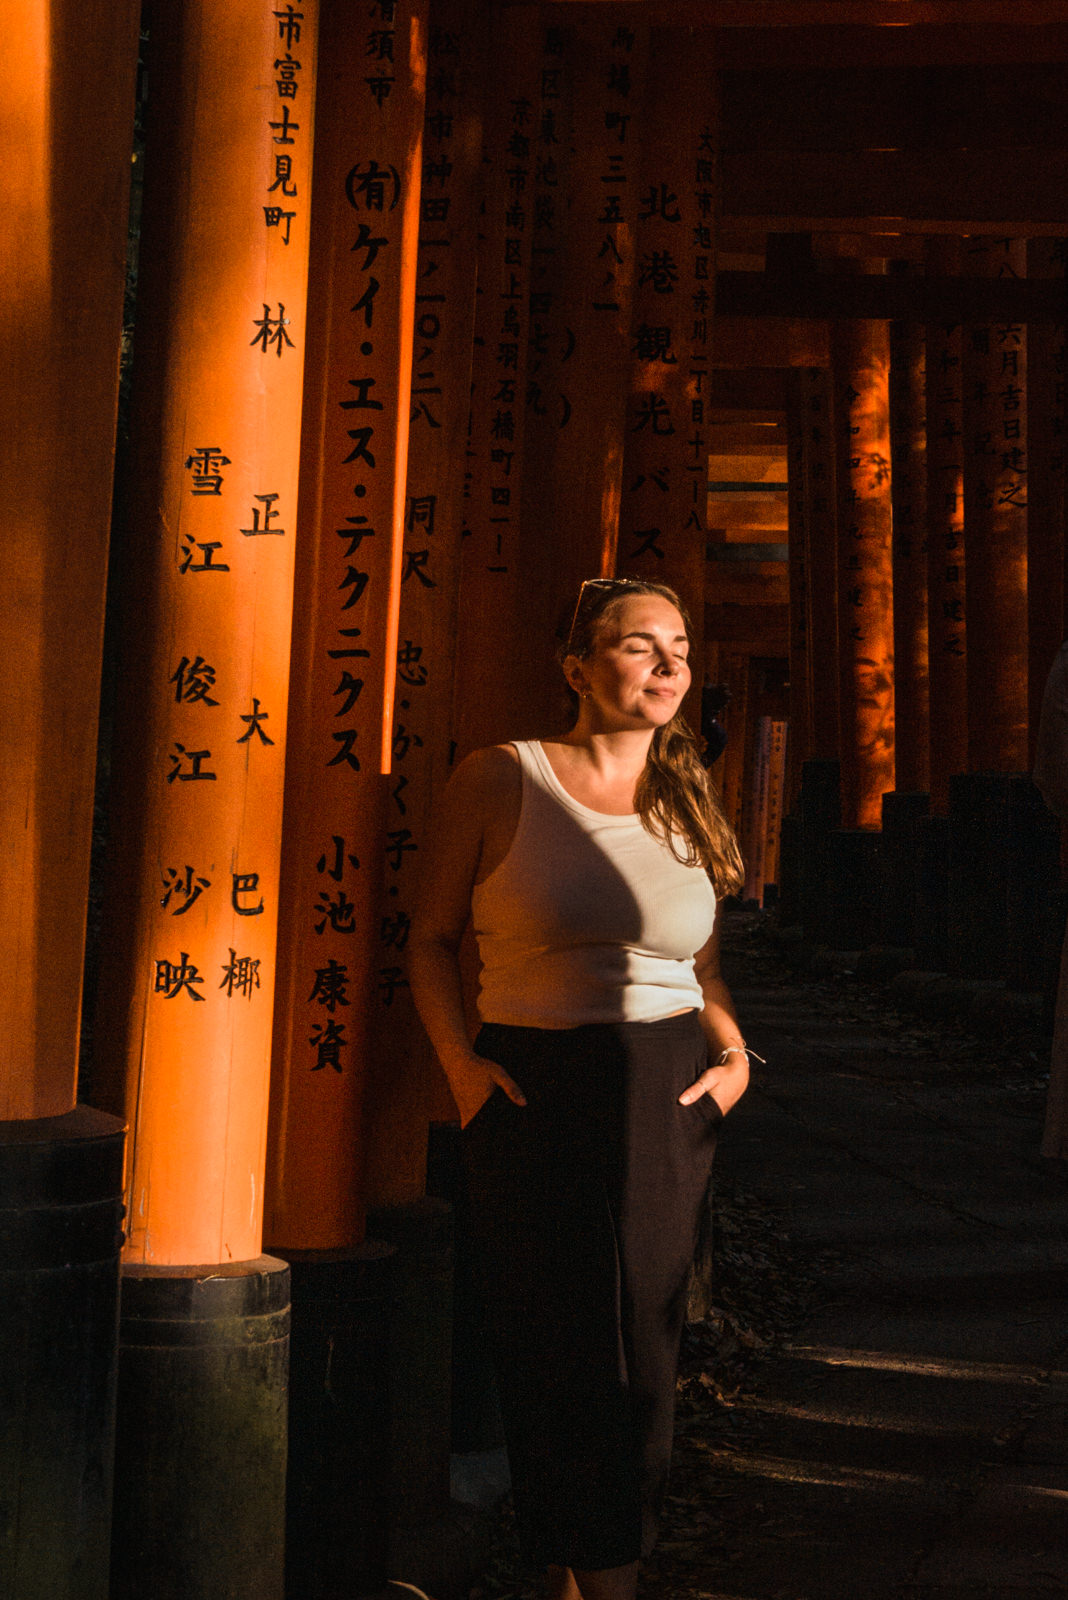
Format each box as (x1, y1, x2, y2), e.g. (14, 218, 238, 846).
(471, 740, 718, 1028)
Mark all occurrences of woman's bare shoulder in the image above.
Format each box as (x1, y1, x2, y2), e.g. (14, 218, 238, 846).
(453, 741, 519, 777)
(442, 743, 521, 807)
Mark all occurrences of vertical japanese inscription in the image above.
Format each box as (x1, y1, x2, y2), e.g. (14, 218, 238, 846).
(267, 0, 427, 1250)
(386, 0, 488, 1158)
(451, 3, 540, 755)
(621, 33, 713, 725)
(93, 0, 317, 1266)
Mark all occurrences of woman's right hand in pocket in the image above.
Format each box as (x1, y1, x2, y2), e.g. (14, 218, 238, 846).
(446, 1051, 527, 1129)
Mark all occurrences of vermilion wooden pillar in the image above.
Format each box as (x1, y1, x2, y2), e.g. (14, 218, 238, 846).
(513, 15, 648, 738)
(924, 237, 967, 813)
(451, 5, 542, 755)
(800, 362, 840, 762)
(832, 319, 895, 829)
(620, 27, 716, 727)
(519, 17, 577, 709)
(96, 0, 317, 1271)
(266, 0, 427, 1252)
(1026, 239, 1067, 764)
(961, 236, 1029, 773)
(888, 317, 930, 792)
(363, 0, 487, 1203)
(2, 6, 137, 1592)
(91, 7, 318, 1595)
(785, 371, 813, 807)
(2, 1, 138, 1120)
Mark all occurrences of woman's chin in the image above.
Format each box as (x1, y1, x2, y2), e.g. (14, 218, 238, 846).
(642, 697, 682, 721)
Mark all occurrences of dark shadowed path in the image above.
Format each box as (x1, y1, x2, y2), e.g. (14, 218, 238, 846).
(645, 914, 1068, 1600)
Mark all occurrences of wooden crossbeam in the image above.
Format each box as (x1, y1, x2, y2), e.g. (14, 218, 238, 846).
(533, 2, 1068, 28)
(722, 149, 1068, 232)
(722, 65, 1068, 151)
(718, 22, 1068, 67)
(721, 148, 1068, 230)
(716, 271, 1068, 322)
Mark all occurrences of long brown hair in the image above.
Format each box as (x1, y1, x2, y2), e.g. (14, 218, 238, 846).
(559, 577, 745, 897)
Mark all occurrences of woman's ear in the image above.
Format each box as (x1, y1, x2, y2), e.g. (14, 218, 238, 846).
(562, 654, 588, 697)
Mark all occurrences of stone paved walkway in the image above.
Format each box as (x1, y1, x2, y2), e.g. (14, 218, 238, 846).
(645, 917, 1068, 1600)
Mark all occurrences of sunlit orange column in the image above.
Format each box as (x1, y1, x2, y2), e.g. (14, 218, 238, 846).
(363, 0, 487, 1202)
(924, 237, 968, 812)
(888, 317, 930, 792)
(799, 362, 840, 762)
(2, 8, 138, 1591)
(620, 28, 715, 727)
(265, 0, 427, 1251)
(832, 320, 895, 829)
(451, 5, 541, 755)
(94, 0, 317, 1267)
(961, 236, 1028, 772)
(2, 0, 139, 1119)
(1026, 239, 1066, 764)
(785, 372, 813, 807)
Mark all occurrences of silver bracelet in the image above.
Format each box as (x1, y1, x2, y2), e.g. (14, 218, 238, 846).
(713, 1042, 766, 1067)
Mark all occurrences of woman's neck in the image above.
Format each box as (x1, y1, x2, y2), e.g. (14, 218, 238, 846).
(553, 720, 655, 781)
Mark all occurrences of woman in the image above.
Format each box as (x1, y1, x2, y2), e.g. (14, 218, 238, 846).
(409, 577, 751, 1600)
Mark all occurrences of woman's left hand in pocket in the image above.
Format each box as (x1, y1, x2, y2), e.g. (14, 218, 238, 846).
(678, 1053, 750, 1117)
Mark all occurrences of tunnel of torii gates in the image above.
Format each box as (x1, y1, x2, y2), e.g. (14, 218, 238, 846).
(7, 0, 1068, 1596)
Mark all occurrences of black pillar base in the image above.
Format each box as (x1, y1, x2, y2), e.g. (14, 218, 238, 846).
(0, 1106, 125, 1600)
(824, 829, 882, 950)
(366, 1200, 452, 1529)
(1005, 775, 1062, 992)
(776, 811, 803, 926)
(914, 814, 951, 971)
(109, 1255, 290, 1600)
(276, 1241, 395, 1600)
(879, 790, 930, 949)
(799, 759, 842, 943)
(947, 772, 1021, 979)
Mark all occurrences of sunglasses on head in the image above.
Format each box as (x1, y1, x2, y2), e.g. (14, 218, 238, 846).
(564, 577, 642, 656)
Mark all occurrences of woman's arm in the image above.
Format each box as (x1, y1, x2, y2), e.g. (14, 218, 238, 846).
(678, 918, 751, 1117)
(408, 747, 526, 1126)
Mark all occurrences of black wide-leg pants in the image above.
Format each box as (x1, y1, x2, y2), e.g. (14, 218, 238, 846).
(461, 1010, 720, 1571)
